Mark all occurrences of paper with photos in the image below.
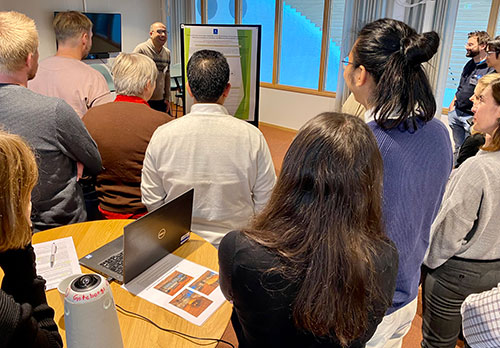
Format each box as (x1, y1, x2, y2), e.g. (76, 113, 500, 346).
(123, 255, 226, 326)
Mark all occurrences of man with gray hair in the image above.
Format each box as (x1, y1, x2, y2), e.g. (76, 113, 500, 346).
(0, 11, 102, 231)
(29, 11, 113, 118)
(141, 49, 276, 246)
(83, 53, 172, 219)
(133, 22, 171, 114)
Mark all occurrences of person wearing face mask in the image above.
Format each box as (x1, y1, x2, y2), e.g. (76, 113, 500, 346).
(422, 77, 500, 348)
(448, 31, 494, 165)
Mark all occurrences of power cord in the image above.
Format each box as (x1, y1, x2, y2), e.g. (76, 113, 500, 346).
(115, 303, 235, 348)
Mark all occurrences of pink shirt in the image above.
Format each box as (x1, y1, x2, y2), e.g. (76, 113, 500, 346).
(29, 56, 113, 118)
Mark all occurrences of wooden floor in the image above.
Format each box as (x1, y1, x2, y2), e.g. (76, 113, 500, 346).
(168, 106, 462, 348)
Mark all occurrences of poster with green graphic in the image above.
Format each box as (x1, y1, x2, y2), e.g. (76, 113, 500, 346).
(181, 24, 261, 125)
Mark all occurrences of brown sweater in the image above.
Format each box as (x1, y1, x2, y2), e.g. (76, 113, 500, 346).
(83, 100, 172, 214)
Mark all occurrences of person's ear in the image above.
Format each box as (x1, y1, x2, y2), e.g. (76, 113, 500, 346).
(355, 65, 369, 87)
(186, 82, 194, 98)
(223, 83, 231, 97)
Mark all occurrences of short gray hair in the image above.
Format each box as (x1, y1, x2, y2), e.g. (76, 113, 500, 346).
(0, 11, 38, 73)
(112, 53, 158, 97)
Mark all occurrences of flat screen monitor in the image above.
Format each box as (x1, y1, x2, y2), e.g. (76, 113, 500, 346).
(54, 12, 122, 59)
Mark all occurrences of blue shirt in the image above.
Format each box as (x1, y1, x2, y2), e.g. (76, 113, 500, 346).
(369, 118, 453, 314)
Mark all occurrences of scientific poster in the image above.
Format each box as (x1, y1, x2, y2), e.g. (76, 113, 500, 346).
(181, 24, 261, 126)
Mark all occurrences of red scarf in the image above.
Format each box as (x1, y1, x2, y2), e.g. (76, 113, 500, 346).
(114, 95, 149, 106)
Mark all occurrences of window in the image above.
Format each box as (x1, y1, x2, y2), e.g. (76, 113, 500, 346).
(195, 0, 345, 96)
(278, 1, 325, 89)
(443, 0, 494, 108)
(324, 0, 345, 92)
(242, 0, 275, 83)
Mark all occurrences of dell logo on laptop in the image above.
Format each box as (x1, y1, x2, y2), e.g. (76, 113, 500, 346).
(158, 228, 166, 239)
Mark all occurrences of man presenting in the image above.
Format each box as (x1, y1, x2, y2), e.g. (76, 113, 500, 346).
(141, 50, 276, 246)
(29, 11, 113, 118)
(449, 31, 493, 162)
(0, 11, 102, 231)
(134, 22, 171, 114)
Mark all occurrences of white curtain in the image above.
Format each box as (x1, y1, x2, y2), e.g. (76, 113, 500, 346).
(333, 0, 392, 112)
(405, 0, 459, 116)
(167, 0, 196, 66)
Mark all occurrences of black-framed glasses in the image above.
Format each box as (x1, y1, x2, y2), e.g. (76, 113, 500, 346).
(342, 56, 353, 67)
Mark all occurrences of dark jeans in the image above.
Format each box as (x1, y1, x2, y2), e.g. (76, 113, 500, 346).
(421, 257, 500, 348)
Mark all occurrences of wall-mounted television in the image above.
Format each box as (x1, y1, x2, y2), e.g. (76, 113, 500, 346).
(54, 12, 122, 59)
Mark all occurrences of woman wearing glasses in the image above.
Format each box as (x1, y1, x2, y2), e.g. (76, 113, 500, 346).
(423, 76, 500, 348)
(342, 18, 453, 348)
(0, 131, 63, 347)
(219, 112, 399, 347)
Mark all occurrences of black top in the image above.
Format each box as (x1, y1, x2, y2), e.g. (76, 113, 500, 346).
(454, 59, 494, 115)
(455, 133, 486, 168)
(219, 230, 399, 348)
(0, 245, 63, 348)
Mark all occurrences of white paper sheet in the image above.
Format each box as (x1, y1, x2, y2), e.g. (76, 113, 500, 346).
(33, 237, 82, 290)
(123, 254, 226, 326)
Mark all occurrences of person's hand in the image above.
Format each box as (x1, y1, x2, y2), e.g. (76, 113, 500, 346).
(165, 99, 171, 115)
(77, 162, 84, 181)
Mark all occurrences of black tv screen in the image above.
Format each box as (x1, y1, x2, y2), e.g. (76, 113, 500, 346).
(54, 12, 122, 58)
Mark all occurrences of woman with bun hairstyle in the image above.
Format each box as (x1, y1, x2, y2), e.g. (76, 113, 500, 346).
(0, 131, 63, 348)
(219, 112, 399, 348)
(343, 18, 453, 348)
(422, 77, 500, 348)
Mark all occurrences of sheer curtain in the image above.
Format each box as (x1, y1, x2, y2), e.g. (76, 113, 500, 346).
(333, 0, 391, 112)
(405, 0, 460, 117)
(167, 0, 196, 66)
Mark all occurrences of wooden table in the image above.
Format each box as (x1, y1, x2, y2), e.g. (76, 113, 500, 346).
(31, 220, 232, 348)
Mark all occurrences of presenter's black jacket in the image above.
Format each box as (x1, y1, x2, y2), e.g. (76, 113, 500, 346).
(219, 230, 398, 348)
(0, 245, 63, 348)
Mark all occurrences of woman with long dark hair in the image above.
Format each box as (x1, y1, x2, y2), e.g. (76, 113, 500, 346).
(219, 112, 398, 347)
(422, 77, 500, 348)
(343, 18, 453, 347)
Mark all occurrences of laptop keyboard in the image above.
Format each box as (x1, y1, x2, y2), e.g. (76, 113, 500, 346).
(99, 251, 124, 275)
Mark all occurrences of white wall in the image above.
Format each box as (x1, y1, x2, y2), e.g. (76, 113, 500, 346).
(2, 0, 163, 59)
(259, 87, 337, 130)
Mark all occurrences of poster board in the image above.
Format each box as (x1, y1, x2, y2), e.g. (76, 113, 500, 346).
(180, 24, 261, 126)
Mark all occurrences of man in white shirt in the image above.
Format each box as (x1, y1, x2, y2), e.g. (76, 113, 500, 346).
(29, 11, 113, 118)
(141, 50, 276, 246)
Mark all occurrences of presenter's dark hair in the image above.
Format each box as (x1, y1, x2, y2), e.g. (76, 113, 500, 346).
(353, 18, 439, 129)
(244, 112, 391, 346)
(187, 49, 230, 103)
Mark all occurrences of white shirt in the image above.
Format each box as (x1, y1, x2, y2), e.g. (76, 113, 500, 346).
(141, 103, 276, 246)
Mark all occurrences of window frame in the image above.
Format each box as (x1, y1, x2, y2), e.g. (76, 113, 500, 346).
(197, 0, 338, 97)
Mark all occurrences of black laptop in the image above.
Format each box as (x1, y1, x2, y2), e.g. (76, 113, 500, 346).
(79, 189, 193, 283)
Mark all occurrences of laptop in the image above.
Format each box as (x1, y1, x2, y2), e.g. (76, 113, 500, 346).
(79, 189, 193, 284)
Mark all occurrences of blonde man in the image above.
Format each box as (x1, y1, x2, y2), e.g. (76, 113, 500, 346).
(29, 11, 113, 118)
(0, 11, 102, 231)
(133, 22, 171, 114)
(83, 53, 172, 219)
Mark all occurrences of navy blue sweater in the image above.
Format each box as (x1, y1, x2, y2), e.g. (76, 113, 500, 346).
(368, 118, 453, 314)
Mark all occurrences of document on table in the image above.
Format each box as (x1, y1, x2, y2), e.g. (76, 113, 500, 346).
(123, 254, 226, 326)
(33, 237, 82, 290)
